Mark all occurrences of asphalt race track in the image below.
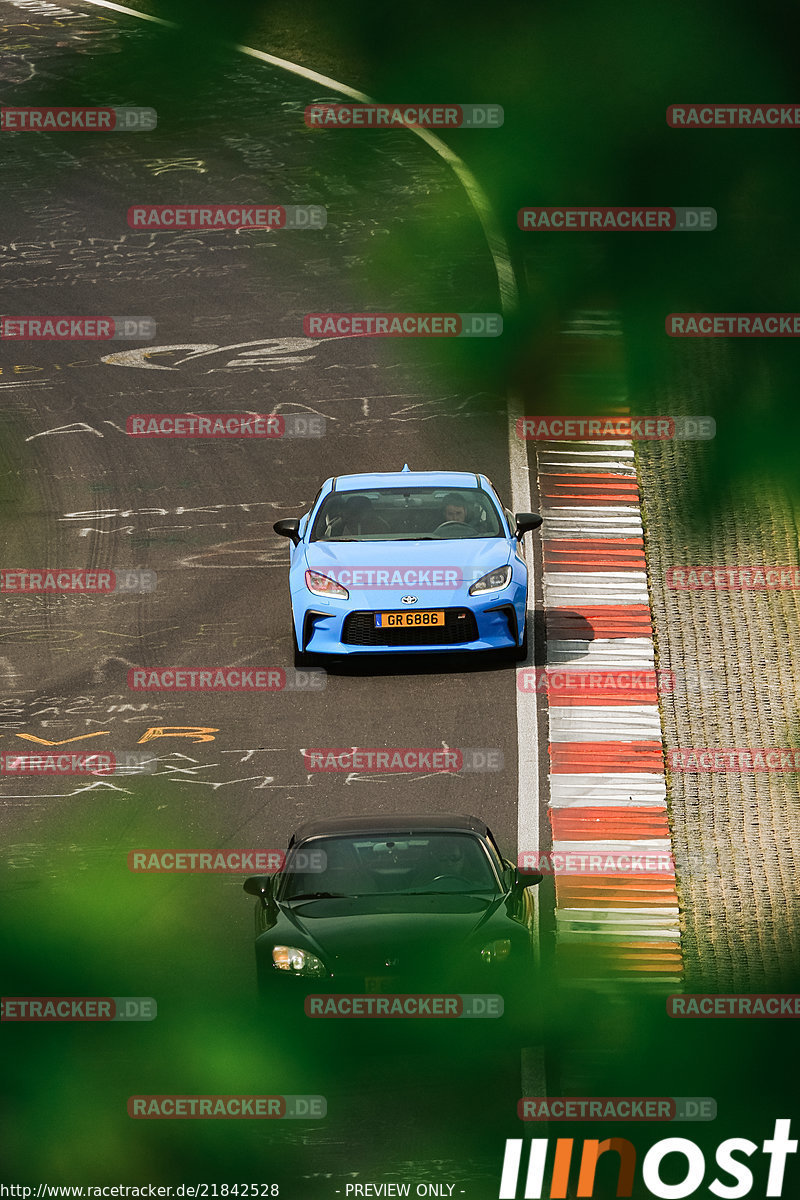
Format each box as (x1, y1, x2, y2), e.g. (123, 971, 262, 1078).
(0, 2, 551, 1189)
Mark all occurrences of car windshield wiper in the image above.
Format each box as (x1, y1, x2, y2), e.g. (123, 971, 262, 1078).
(394, 889, 496, 897)
(393, 536, 438, 541)
(284, 891, 348, 901)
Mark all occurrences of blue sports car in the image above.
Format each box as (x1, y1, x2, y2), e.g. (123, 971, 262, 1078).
(273, 466, 542, 664)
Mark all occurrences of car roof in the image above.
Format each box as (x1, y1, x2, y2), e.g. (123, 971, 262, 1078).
(332, 469, 481, 492)
(289, 813, 491, 844)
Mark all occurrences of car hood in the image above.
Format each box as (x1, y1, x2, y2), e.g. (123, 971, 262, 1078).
(301, 539, 512, 597)
(269, 893, 511, 967)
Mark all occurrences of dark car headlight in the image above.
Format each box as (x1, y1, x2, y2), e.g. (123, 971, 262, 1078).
(272, 945, 328, 976)
(304, 570, 349, 600)
(480, 939, 512, 964)
(469, 566, 512, 596)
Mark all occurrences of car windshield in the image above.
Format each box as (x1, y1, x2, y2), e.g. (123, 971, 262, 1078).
(309, 487, 504, 542)
(278, 832, 501, 899)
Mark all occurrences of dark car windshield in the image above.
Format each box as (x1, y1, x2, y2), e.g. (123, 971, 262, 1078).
(309, 487, 504, 542)
(278, 832, 501, 899)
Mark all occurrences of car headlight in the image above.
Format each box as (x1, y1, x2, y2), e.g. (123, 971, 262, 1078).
(469, 565, 512, 595)
(305, 570, 348, 599)
(480, 939, 512, 964)
(272, 945, 328, 976)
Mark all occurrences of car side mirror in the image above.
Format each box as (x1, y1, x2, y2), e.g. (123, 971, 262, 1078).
(273, 518, 301, 546)
(514, 512, 543, 541)
(515, 867, 543, 889)
(243, 875, 274, 897)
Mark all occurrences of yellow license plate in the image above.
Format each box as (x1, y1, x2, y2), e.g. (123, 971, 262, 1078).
(375, 610, 445, 628)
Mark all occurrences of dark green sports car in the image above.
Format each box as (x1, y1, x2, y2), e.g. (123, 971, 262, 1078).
(243, 813, 542, 1039)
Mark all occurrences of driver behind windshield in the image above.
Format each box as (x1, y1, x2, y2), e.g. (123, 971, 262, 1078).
(437, 492, 474, 531)
(418, 836, 494, 890)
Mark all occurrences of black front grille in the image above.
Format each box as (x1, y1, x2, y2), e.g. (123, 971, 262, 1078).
(342, 609, 479, 647)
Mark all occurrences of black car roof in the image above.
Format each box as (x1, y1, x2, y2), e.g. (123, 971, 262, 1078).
(289, 813, 491, 845)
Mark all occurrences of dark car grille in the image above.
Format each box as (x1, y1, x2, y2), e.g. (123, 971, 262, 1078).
(342, 609, 479, 647)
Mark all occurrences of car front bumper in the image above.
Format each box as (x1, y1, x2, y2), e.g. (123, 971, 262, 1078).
(291, 588, 527, 656)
